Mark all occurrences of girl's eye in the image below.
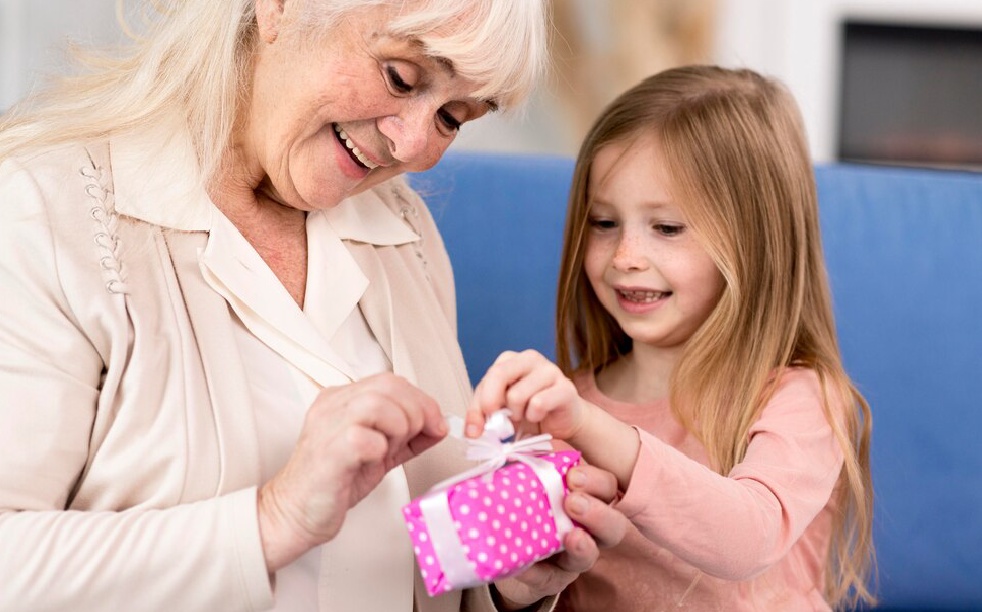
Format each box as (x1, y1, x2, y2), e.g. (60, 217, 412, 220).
(654, 223, 684, 237)
(587, 216, 617, 230)
(437, 108, 462, 132)
(386, 65, 413, 93)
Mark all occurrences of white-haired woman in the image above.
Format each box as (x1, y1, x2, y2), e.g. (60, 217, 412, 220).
(0, 1, 626, 610)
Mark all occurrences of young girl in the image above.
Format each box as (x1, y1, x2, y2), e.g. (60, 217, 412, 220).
(466, 65, 875, 611)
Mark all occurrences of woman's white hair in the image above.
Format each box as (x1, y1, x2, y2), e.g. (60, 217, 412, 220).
(0, 0, 547, 181)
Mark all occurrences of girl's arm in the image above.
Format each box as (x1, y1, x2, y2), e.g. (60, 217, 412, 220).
(615, 368, 843, 579)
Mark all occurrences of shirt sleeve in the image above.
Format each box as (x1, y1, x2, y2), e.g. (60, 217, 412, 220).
(614, 369, 845, 580)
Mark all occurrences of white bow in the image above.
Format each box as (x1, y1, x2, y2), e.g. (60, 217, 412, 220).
(433, 409, 554, 492)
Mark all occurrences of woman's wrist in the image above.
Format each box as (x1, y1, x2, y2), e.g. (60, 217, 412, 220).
(256, 482, 313, 573)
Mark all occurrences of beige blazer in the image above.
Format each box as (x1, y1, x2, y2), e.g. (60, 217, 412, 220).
(0, 125, 539, 611)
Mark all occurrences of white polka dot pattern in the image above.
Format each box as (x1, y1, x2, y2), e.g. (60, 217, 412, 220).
(402, 450, 581, 596)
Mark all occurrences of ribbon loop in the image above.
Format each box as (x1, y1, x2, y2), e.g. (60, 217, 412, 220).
(434, 410, 555, 491)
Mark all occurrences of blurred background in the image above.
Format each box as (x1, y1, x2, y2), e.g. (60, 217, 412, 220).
(2, 0, 981, 168)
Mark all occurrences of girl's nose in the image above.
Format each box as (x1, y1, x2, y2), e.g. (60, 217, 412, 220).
(612, 234, 647, 271)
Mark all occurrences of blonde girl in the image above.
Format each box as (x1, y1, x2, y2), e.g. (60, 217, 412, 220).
(467, 65, 875, 611)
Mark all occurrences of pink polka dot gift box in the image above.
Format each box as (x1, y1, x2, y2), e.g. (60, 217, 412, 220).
(402, 412, 581, 596)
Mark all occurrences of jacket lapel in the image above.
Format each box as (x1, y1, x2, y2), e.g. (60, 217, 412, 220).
(163, 230, 263, 493)
(347, 242, 414, 383)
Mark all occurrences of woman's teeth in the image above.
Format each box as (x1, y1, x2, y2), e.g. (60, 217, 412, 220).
(618, 289, 668, 302)
(334, 124, 379, 170)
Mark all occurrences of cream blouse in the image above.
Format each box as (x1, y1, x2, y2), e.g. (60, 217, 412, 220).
(199, 202, 418, 611)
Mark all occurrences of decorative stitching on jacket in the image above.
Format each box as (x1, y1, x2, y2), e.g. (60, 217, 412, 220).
(392, 183, 429, 275)
(80, 160, 129, 295)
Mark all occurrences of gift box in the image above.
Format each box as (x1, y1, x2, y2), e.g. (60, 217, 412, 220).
(402, 412, 581, 596)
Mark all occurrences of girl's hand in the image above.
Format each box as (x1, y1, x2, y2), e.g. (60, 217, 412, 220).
(257, 373, 447, 572)
(490, 463, 628, 608)
(468, 349, 641, 496)
(466, 349, 591, 444)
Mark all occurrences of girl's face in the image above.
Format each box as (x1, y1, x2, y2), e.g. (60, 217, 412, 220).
(242, 2, 494, 211)
(583, 137, 725, 351)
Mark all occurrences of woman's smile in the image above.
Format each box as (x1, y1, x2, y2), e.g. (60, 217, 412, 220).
(333, 123, 380, 170)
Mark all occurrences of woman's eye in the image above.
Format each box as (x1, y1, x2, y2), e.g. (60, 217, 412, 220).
(654, 223, 684, 237)
(386, 65, 413, 93)
(437, 108, 462, 132)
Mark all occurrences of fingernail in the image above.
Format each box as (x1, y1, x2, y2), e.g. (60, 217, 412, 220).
(568, 494, 588, 516)
(567, 468, 586, 489)
(575, 532, 590, 554)
(465, 423, 480, 438)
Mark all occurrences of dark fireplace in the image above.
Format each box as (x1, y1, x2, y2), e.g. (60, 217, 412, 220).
(837, 20, 982, 169)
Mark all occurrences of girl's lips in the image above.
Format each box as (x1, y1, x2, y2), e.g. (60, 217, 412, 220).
(614, 287, 671, 314)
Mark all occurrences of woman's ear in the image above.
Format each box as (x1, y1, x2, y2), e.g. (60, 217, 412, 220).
(255, 0, 286, 44)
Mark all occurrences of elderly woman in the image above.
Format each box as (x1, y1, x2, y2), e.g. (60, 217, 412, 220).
(0, 1, 626, 610)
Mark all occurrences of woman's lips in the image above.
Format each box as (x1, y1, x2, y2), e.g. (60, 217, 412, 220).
(333, 124, 379, 170)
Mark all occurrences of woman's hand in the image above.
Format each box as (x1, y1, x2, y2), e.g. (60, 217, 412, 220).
(257, 373, 447, 572)
(491, 463, 628, 608)
(466, 350, 591, 443)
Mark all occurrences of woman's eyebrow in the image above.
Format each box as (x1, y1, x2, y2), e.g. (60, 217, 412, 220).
(436, 55, 501, 112)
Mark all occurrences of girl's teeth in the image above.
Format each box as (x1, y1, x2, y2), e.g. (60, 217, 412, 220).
(620, 290, 665, 302)
(334, 124, 379, 170)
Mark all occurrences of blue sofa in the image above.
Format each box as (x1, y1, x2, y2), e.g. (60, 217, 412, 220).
(410, 152, 982, 611)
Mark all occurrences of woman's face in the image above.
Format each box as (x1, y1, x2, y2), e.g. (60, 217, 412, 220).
(583, 136, 725, 351)
(241, 2, 494, 211)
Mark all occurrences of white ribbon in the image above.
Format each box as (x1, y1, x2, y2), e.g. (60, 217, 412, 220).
(418, 410, 576, 591)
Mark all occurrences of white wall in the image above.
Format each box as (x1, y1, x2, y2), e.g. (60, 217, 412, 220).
(0, 0, 119, 109)
(714, 0, 982, 162)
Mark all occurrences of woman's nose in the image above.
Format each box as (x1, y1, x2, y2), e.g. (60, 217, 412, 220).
(378, 107, 432, 164)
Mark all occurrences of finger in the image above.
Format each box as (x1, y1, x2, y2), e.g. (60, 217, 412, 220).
(473, 350, 545, 422)
(353, 373, 445, 443)
(347, 393, 412, 451)
(565, 464, 619, 503)
(490, 349, 521, 366)
(342, 423, 390, 467)
(471, 362, 522, 420)
(416, 392, 447, 439)
(405, 427, 446, 457)
(553, 527, 600, 574)
(463, 405, 487, 439)
(563, 491, 629, 550)
(501, 366, 562, 420)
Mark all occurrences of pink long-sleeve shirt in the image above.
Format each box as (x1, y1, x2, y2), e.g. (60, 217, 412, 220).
(558, 367, 843, 612)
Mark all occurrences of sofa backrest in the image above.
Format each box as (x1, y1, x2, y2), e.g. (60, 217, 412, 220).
(410, 151, 982, 610)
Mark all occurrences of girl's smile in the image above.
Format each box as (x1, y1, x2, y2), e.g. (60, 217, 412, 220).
(612, 286, 672, 315)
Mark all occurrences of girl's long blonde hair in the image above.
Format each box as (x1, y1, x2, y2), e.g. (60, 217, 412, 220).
(0, 0, 547, 182)
(556, 65, 875, 609)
